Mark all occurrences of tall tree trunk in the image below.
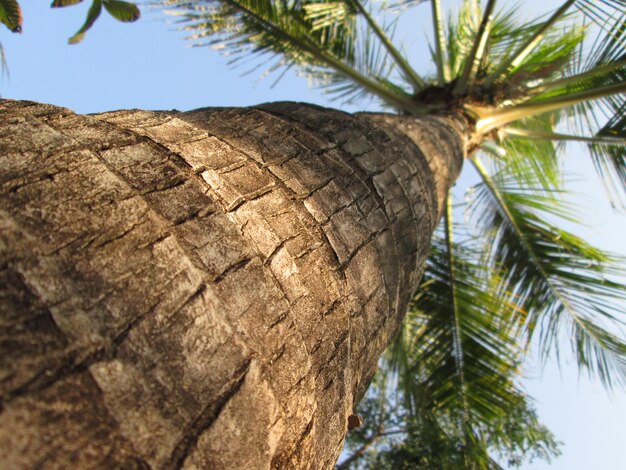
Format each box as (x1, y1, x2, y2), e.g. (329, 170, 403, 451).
(0, 99, 467, 469)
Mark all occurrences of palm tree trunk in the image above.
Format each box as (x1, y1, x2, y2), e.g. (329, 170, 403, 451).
(0, 99, 467, 469)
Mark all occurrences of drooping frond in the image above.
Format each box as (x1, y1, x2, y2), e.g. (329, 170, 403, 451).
(370, 195, 563, 468)
(362, 175, 568, 467)
(590, 108, 626, 208)
(395, 197, 525, 426)
(469, 156, 626, 388)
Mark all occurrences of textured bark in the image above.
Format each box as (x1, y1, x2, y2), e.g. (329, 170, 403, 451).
(0, 99, 467, 469)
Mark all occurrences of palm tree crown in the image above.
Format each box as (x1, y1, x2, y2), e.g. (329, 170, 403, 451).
(161, 0, 626, 466)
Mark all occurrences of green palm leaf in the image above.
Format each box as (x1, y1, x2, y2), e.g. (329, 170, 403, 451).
(68, 0, 102, 44)
(394, 198, 524, 426)
(370, 197, 560, 468)
(576, 0, 626, 26)
(303, 19, 400, 104)
(514, 5, 626, 205)
(443, 0, 481, 79)
(161, 0, 422, 110)
(491, 114, 562, 191)
(469, 156, 626, 387)
(585, 12, 626, 205)
(0, 0, 22, 32)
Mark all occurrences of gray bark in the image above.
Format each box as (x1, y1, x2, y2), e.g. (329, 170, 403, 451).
(0, 99, 467, 469)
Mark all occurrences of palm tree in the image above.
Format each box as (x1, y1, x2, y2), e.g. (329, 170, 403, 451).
(164, 0, 626, 466)
(1, 0, 625, 468)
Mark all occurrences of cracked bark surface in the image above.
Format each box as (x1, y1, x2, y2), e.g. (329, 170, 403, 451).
(0, 99, 467, 469)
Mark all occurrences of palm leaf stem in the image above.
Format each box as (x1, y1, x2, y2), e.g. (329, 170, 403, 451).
(529, 58, 626, 95)
(470, 156, 605, 359)
(486, 0, 576, 87)
(218, 0, 420, 113)
(502, 126, 626, 144)
(443, 195, 470, 424)
(348, 0, 426, 91)
(431, 0, 450, 84)
(474, 81, 626, 133)
(454, 0, 498, 95)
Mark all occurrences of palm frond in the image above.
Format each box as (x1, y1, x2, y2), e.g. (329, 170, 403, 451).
(444, 0, 481, 79)
(443, 1, 583, 99)
(469, 156, 626, 388)
(533, 6, 626, 205)
(160, 0, 421, 111)
(582, 12, 626, 205)
(430, 0, 449, 84)
(487, 0, 577, 84)
(454, 0, 497, 95)
(302, 19, 401, 104)
(590, 104, 626, 207)
(500, 127, 626, 200)
(491, 20, 585, 89)
(347, 0, 426, 90)
(491, 114, 562, 191)
(474, 80, 626, 133)
(576, 0, 626, 27)
(372, 194, 565, 468)
(395, 197, 525, 427)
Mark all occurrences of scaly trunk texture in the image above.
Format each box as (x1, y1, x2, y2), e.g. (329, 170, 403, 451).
(0, 99, 467, 469)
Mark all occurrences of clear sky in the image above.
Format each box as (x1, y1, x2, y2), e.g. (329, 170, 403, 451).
(2, 1, 625, 469)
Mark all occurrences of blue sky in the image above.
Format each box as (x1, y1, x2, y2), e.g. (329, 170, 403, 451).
(2, 1, 625, 468)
